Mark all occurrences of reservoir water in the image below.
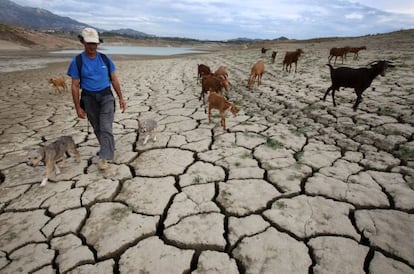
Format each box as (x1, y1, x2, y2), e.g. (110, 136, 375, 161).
(0, 45, 206, 73)
(50, 45, 206, 56)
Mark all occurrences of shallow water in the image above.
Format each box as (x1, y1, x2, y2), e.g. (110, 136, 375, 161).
(50, 45, 205, 56)
(0, 45, 205, 73)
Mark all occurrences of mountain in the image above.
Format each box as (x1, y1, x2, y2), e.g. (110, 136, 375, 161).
(0, 0, 153, 38)
(0, 0, 89, 31)
(105, 28, 155, 38)
(227, 36, 289, 43)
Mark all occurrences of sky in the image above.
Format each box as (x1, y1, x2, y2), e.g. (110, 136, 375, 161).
(11, 0, 414, 40)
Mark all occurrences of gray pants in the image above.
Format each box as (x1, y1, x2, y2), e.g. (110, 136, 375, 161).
(81, 87, 115, 160)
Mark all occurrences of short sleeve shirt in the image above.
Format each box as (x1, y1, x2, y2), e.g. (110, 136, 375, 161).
(67, 52, 115, 92)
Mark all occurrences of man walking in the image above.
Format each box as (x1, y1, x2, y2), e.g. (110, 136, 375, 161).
(67, 27, 127, 170)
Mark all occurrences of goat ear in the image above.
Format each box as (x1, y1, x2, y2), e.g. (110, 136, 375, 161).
(386, 60, 395, 68)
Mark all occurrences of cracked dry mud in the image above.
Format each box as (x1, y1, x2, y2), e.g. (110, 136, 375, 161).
(1, 35, 414, 273)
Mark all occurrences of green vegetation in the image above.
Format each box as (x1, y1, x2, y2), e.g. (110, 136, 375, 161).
(378, 107, 396, 117)
(407, 176, 414, 190)
(290, 128, 304, 137)
(111, 206, 132, 222)
(266, 138, 283, 149)
(275, 201, 287, 209)
(193, 175, 203, 184)
(294, 151, 304, 161)
(241, 152, 251, 159)
(399, 146, 414, 161)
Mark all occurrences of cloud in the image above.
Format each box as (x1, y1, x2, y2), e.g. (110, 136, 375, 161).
(10, 0, 414, 40)
(345, 12, 364, 20)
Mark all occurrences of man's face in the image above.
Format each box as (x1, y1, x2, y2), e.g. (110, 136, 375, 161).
(84, 42, 98, 55)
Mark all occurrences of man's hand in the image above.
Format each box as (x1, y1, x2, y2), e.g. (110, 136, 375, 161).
(76, 106, 86, 119)
(119, 98, 127, 113)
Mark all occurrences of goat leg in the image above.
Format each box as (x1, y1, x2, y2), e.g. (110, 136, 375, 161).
(323, 87, 331, 102)
(331, 89, 337, 106)
(199, 89, 204, 101)
(353, 92, 363, 111)
(220, 113, 226, 130)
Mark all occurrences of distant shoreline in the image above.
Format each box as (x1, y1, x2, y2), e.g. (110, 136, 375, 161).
(0, 42, 212, 73)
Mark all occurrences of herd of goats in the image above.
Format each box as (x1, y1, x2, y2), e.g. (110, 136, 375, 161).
(198, 45, 394, 116)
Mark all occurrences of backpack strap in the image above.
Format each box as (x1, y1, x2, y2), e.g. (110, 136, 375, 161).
(75, 54, 83, 88)
(100, 53, 112, 82)
(75, 53, 112, 89)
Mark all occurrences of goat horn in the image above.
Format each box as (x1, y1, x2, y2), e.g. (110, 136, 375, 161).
(367, 61, 378, 66)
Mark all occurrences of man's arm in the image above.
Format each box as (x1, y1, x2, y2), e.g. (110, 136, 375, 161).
(71, 78, 86, 119)
(110, 72, 127, 113)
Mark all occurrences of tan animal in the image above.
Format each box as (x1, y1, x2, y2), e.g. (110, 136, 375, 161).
(247, 60, 265, 89)
(282, 49, 304, 73)
(48, 76, 68, 94)
(28, 136, 81, 186)
(207, 91, 239, 130)
(214, 65, 229, 80)
(348, 46, 367, 60)
(138, 118, 158, 145)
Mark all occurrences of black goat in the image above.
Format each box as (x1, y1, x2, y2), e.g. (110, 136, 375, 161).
(261, 47, 270, 54)
(322, 60, 393, 110)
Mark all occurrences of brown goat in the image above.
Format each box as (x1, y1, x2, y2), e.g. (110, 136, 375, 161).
(200, 74, 229, 105)
(348, 46, 367, 60)
(282, 49, 304, 73)
(247, 60, 265, 89)
(214, 65, 229, 80)
(271, 51, 277, 64)
(197, 64, 211, 84)
(328, 47, 350, 64)
(208, 91, 239, 130)
(48, 76, 68, 94)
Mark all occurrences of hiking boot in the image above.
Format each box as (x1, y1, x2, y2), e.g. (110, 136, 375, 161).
(98, 159, 109, 170)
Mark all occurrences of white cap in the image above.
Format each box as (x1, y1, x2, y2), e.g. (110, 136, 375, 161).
(81, 27, 100, 43)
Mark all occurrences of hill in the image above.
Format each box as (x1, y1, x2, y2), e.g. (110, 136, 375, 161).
(0, 24, 80, 50)
(0, 0, 89, 31)
(0, 0, 155, 38)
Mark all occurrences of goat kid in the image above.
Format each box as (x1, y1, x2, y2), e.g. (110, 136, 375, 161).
(208, 91, 239, 130)
(323, 60, 393, 111)
(328, 47, 350, 64)
(282, 49, 304, 73)
(48, 76, 68, 94)
(214, 65, 229, 80)
(348, 46, 367, 60)
(247, 60, 265, 89)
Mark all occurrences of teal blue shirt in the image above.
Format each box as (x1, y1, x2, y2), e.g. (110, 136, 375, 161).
(67, 52, 115, 92)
